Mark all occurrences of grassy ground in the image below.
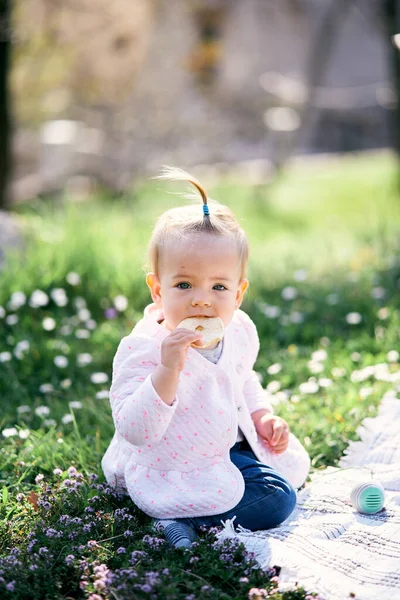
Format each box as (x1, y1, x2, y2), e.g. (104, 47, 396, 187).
(0, 152, 399, 599)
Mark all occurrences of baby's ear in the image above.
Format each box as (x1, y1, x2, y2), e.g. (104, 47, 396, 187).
(235, 279, 249, 308)
(146, 273, 162, 304)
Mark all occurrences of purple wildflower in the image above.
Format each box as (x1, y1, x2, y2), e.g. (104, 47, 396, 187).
(123, 530, 134, 538)
(248, 588, 268, 600)
(130, 550, 148, 564)
(45, 528, 58, 538)
(105, 307, 117, 319)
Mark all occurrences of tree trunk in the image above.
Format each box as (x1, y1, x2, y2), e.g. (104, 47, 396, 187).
(382, 0, 400, 160)
(0, 0, 11, 211)
(297, 0, 350, 152)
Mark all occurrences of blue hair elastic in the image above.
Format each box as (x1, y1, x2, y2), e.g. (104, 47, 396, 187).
(203, 204, 210, 216)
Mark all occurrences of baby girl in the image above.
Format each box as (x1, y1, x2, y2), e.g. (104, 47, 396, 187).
(102, 167, 310, 548)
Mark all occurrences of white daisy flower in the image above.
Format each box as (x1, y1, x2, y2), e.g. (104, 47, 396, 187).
(114, 295, 128, 312)
(299, 381, 319, 394)
(290, 311, 304, 324)
(0, 306, 5, 318)
(267, 363, 281, 375)
(35, 406, 50, 416)
(50, 288, 68, 307)
(331, 367, 346, 378)
(96, 390, 110, 400)
(15, 340, 29, 353)
(267, 380, 281, 393)
(17, 405, 31, 414)
(261, 304, 281, 319)
(54, 355, 68, 368)
(371, 286, 386, 300)
(78, 308, 91, 322)
(0, 352, 12, 362)
(387, 350, 399, 363)
(61, 414, 73, 425)
(377, 307, 389, 320)
(42, 317, 56, 331)
(8, 291, 27, 311)
(69, 401, 82, 409)
(311, 349, 327, 362)
(75, 329, 90, 339)
(90, 372, 109, 384)
(85, 319, 97, 331)
(44, 419, 57, 427)
(77, 353, 93, 367)
(60, 325, 72, 336)
(308, 361, 324, 374)
(350, 366, 375, 382)
(318, 378, 332, 388)
(346, 312, 362, 325)
(39, 383, 55, 394)
(66, 272, 81, 286)
(2, 427, 18, 438)
(19, 429, 30, 439)
(73, 296, 86, 309)
(5, 314, 18, 325)
(29, 290, 49, 308)
(60, 379, 72, 389)
(281, 286, 298, 301)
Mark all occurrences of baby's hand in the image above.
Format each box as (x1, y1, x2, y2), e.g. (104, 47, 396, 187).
(256, 415, 290, 455)
(161, 328, 203, 372)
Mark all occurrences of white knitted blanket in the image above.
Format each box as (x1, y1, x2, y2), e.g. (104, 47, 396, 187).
(217, 396, 400, 600)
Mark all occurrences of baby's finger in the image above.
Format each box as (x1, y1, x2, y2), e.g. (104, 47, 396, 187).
(270, 423, 285, 445)
(264, 439, 288, 455)
(170, 329, 203, 342)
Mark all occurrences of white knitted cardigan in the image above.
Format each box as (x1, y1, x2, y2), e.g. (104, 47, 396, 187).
(102, 305, 310, 519)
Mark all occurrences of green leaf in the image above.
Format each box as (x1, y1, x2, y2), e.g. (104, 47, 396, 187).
(2, 486, 8, 505)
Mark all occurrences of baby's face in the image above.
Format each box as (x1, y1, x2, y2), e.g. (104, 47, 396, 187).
(146, 233, 248, 331)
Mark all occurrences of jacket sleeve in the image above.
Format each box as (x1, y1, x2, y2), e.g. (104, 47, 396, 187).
(237, 310, 274, 415)
(243, 370, 274, 415)
(109, 334, 178, 447)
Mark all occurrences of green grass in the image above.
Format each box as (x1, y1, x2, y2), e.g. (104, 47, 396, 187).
(0, 152, 399, 599)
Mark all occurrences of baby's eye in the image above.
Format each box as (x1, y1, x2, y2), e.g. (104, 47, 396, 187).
(176, 282, 191, 289)
(213, 284, 227, 291)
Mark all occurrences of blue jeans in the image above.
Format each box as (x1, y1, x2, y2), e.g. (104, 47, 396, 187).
(183, 439, 297, 532)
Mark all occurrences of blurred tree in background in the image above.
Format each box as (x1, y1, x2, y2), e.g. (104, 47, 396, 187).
(382, 0, 400, 159)
(0, 0, 11, 210)
(1, 0, 400, 208)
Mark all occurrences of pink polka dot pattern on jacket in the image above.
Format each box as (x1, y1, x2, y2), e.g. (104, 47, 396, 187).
(101, 305, 310, 519)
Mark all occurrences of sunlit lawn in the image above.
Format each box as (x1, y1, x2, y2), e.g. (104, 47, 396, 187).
(0, 152, 399, 599)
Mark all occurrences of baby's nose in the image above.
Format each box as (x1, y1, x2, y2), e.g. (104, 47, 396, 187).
(191, 294, 211, 307)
